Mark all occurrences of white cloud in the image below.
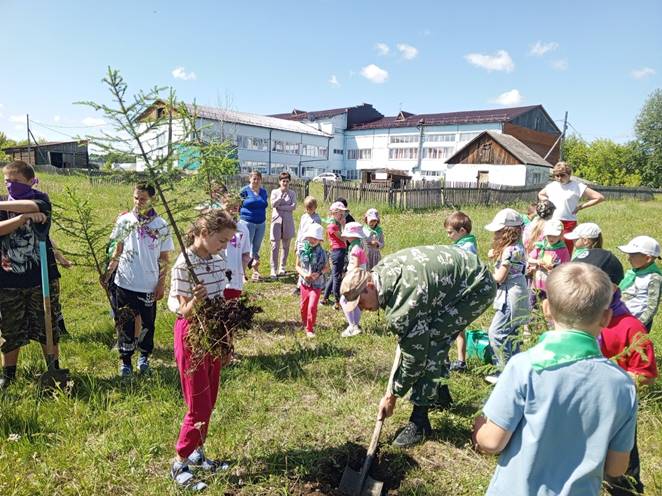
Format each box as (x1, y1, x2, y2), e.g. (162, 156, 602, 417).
(328, 74, 340, 87)
(360, 64, 389, 84)
(375, 43, 390, 56)
(491, 89, 523, 106)
(397, 43, 419, 60)
(82, 117, 106, 126)
(9, 114, 26, 123)
(631, 67, 655, 80)
(171, 66, 197, 81)
(465, 50, 514, 72)
(551, 59, 568, 71)
(529, 41, 559, 56)
(53, 115, 61, 122)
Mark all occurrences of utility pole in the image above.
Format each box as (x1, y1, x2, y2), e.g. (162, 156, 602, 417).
(559, 111, 568, 161)
(26, 114, 32, 165)
(415, 119, 425, 175)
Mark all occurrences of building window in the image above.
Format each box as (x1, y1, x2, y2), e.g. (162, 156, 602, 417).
(345, 169, 360, 180)
(388, 147, 418, 160)
(237, 136, 269, 151)
(347, 149, 372, 160)
(390, 134, 419, 144)
(423, 147, 453, 160)
(301, 144, 328, 158)
(240, 160, 268, 174)
(425, 134, 455, 142)
(333, 148, 343, 155)
(459, 132, 480, 142)
(155, 132, 166, 147)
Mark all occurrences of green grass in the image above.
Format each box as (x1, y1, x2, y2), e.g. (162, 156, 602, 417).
(1, 174, 661, 495)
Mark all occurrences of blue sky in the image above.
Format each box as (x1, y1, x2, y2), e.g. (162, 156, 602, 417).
(1, 0, 659, 144)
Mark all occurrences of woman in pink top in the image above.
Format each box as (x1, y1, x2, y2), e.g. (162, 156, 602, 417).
(339, 222, 368, 337)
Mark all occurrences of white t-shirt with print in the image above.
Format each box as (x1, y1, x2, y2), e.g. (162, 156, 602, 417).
(112, 212, 174, 293)
(168, 250, 228, 313)
(544, 180, 587, 221)
(225, 221, 251, 291)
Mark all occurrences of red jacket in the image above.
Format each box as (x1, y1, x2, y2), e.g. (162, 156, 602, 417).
(600, 314, 658, 379)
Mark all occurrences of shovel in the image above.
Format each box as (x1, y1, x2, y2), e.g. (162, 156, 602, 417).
(339, 346, 402, 496)
(35, 225, 70, 389)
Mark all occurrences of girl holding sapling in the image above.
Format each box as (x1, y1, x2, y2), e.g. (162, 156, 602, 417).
(167, 209, 236, 491)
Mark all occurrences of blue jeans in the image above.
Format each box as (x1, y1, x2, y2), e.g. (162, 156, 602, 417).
(241, 220, 266, 260)
(324, 248, 346, 302)
(489, 277, 529, 369)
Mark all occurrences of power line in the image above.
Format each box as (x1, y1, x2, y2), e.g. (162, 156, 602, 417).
(31, 119, 106, 129)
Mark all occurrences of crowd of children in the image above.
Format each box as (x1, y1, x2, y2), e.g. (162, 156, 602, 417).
(1, 161, 660, 495)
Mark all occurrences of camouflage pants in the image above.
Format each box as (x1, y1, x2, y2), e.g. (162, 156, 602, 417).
(395, 272, 496, 407)
(0, 281, 64, 354)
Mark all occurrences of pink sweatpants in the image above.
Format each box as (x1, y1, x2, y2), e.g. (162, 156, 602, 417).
(300, 285, 321, 333)
(174, 317, 222, 459)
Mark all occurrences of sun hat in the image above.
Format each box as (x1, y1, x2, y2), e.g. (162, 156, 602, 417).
(341, 222, 366, 239)
(574, 248, 624, 285)
(330, 201, 348, 212)
(340, 268, 371, 312)
(302, 223, 324, 241)
(564, 223, 601, 240)
(485, 208, 524, 232)
(618, 236, 661, 258)
(542, 219, 564, 237)
(365, 208, 380, 222)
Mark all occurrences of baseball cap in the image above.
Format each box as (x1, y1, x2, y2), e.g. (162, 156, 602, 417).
(484, 208, 524, 232)
(302, 223, 324, 241)
(341, 221, 366, 239)
(618, 236, 661, 258)
(340, 268, 371, 312)
(330, 201, 348, 212)
(542, 219, 564, 237)
(366, 208, 380, 222)
(564, 223, 601, 240)
(574, 248, 624, 285)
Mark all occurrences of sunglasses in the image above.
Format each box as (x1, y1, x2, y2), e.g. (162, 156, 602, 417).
(553, 173, 568, 178)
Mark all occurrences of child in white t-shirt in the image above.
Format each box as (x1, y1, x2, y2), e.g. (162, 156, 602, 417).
(107, 183, 174, 377)
(220, 192, 251, 299)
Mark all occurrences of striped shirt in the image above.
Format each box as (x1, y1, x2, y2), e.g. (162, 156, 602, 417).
(167, 249, 227, 313)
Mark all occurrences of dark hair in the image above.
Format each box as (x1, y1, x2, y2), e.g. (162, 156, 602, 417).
(3, 160, 35, 181)
(334, 197, 348, 207)
(278, 172, 291, 181)
(444, 211, 472, 234)
(185, 209, 236, 247)
(536, 200, 556, 220)
(135, 182, 156, 197)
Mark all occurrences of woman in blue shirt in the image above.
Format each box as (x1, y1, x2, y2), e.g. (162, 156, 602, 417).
(239, 171, 268, 281)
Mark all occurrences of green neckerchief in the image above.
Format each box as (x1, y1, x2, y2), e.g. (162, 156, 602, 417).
(321, 217, 341, 226)
(365, 224, 383, 238)
(300, 240, 314, 262)
(455, 233, 477, 248)
(529, 329, 602, 372)
(348, 239, 363, 252)
(619, 262, 662, 291)
(520, 214, 531, 226)
(571, 247, 589, 260)
(535, 239, 567, 260)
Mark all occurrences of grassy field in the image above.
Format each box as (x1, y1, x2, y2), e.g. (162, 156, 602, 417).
(1, 174, 661, 495)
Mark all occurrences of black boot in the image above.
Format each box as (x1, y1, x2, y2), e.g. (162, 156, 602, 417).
(0, 366, 17, 390)
(393, 405, 432, 448)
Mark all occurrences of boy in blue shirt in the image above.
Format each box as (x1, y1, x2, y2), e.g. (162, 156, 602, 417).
(473, 262, 637, 496)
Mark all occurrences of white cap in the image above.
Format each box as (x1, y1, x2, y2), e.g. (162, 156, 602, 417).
(543, 219, 564, 237)
(618, 236, 661, 258)
(485, 208, 523, 232)
(564, 222, 601, 240)
(302, 223, 324, 241)
(365, 208, 380, 222)
(341, 221, 366, 239)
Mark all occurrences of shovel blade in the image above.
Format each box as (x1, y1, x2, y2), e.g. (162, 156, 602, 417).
(38, 368, 70, 390)
(339, 465, 383, 496)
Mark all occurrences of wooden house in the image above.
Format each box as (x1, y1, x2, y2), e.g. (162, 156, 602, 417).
(2, 140, 90, 169)
(445, 131, 552, 186)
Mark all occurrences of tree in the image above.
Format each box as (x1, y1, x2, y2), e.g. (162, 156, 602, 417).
(634, 88, 662, 188)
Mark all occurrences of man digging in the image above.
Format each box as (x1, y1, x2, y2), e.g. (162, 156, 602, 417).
(341, 245, 496, 447)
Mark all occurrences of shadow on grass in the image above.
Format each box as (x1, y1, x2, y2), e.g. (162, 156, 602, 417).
(242, 342, 352, 381)
(229, 441, 419, 495)
(69, 328, 117, 348)
(255, 319, 302, 334)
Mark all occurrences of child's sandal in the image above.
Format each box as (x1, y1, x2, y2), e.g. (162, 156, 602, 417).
(171, 461, 207, 491)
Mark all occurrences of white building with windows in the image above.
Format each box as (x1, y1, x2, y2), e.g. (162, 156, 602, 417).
(138, 102, 560, 185)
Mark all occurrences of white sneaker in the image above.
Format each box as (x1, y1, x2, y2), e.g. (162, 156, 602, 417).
(341, 325, 362, 338)
(251, 271, 260, 282)
(484, 373, 501, 385)
(305, 331, 316, 338)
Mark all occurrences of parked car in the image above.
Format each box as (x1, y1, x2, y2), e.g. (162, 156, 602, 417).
(312, 172, 343, 183)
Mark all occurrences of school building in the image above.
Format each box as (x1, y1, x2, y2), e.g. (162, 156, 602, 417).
(138, 102, 561, 185)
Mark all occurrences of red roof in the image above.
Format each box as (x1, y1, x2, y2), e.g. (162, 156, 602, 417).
(270, 103, 377, 121)
(349, 105, 541, 130)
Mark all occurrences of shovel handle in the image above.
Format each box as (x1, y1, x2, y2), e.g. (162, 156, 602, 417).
(38, 240, 55, 358)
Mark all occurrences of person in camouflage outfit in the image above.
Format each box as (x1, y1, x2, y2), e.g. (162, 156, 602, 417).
(341, 245, 496, 447)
